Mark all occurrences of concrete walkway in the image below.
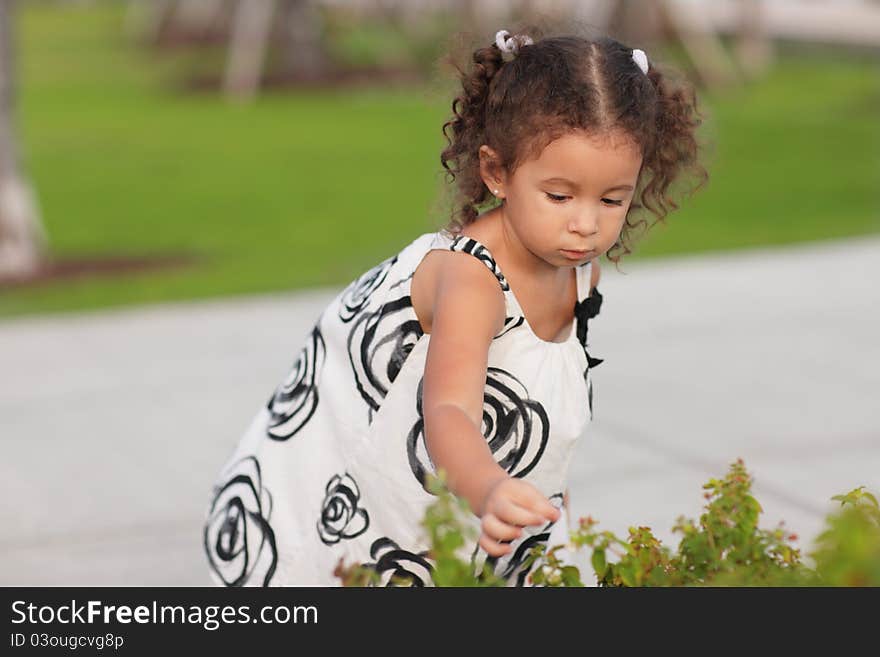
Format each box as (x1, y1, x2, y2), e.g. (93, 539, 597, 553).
(1, 235, 878, 585)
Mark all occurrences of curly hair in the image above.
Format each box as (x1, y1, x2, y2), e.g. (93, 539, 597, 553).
(439, 26, 709, 265)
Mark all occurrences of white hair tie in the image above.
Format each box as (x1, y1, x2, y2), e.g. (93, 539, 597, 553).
(631, 48, 649, 75)
(495, 29, 533, 56)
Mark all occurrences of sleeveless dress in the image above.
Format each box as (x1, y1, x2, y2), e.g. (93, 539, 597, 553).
(203, 228, 604, 587)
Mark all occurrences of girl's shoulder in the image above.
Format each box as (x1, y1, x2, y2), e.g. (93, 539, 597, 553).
(410, 238, 507, 339)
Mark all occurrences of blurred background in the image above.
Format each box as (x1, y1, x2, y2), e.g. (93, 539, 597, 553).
(0, 0, 878, 585)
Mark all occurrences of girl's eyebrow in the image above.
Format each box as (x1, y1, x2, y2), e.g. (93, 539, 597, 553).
(540, 177, 579, 188)
(540, 177, 634, 192)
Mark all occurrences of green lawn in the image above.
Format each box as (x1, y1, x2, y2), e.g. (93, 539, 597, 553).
(1, 3, 877, 317)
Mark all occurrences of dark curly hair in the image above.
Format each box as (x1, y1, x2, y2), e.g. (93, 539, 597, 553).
(439, 26, 709, 265)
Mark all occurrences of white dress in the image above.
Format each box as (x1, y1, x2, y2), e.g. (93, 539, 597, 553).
(203, 229, 604, 586)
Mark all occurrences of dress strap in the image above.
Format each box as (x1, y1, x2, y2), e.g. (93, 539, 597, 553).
(573, 264, 604, 368)
(447, 234, 526, 337)
(448, 235, 510, 292)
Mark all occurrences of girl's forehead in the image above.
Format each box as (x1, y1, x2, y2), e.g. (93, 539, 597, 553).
(522, 130, 642, 182)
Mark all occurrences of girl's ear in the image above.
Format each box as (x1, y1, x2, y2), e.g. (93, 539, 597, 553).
(478, 145, 508, 195)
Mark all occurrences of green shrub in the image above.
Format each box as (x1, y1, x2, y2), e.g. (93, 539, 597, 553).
(335, 459, 880, 587)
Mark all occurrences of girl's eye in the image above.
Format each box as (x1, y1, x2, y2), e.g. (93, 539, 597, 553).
(545, 192, 624, 206)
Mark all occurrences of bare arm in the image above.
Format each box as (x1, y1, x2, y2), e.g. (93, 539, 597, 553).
(420, 252, 560, 557)
(420, 252, 508, 517)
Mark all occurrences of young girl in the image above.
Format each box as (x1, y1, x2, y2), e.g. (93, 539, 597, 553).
(203, 27, 707, 587)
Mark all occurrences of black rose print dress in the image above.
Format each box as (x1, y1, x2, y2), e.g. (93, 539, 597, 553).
(203, 230, 604, 586)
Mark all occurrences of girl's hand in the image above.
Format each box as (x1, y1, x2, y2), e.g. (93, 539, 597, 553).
(478, 477, 561, 557)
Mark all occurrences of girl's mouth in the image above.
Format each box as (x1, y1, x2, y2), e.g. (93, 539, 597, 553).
(560, 249, 593, 260)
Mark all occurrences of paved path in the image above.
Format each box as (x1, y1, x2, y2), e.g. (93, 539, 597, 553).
(2, 235, 878, 585)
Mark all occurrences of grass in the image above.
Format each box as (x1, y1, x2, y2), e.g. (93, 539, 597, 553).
(1, 2, 877, 317)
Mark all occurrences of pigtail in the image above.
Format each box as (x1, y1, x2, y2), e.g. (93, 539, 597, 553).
(607, 64, 710, 265)
(440, 40, 506, 233)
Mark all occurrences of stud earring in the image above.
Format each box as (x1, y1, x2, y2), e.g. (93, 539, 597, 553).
(493, 189, 499, 195)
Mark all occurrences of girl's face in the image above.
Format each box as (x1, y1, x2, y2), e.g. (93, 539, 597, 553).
(480, 129, 643, 268)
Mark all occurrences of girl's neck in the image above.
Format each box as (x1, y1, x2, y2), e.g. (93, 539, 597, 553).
(482, 206, 570, 289)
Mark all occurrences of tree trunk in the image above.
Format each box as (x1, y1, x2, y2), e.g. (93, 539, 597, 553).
(279, 0, 327, 81)
(735, 0, 774, 78)
(658, 0, 740, 89)
(0, 0, 45, 280)
(224, 0, 277, 101)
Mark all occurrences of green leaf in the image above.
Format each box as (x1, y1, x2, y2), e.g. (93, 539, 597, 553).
(561, 566, 584, 587)
(591, 548, 607, 576)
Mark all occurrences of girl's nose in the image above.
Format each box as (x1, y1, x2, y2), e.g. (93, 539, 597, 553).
(569, 210, 600, 236)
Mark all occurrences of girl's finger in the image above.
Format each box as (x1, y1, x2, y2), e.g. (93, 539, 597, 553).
(495, 498, 547, 528)
(479, 532, 512, 558)
(513, 487, 562, 522)
(481, 512, 523, 542)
